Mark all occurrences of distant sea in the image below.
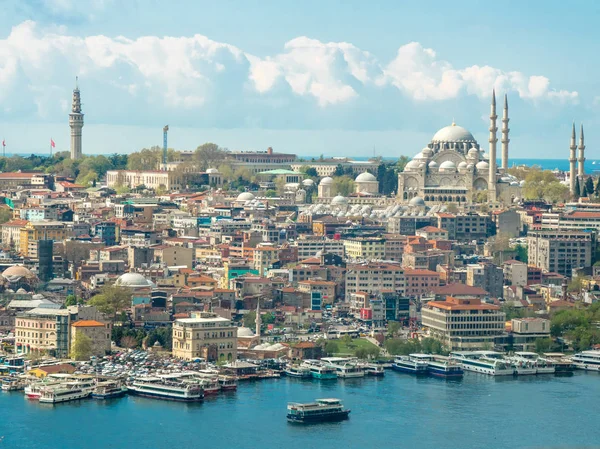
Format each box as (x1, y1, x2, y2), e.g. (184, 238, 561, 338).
(352, 157, 600, 172)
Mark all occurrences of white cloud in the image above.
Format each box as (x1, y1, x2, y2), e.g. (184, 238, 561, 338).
(0, 21, 580, 124)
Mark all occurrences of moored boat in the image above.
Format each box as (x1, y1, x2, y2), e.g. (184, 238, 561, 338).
(303, 360, 337, 380)
(570, 350, 600, 371)
(321, 358, 365, 378)
(127, 376, 204, 402)
(361, 363, 385, 377)
(514, 352, 556, 374)
(391, 355, 428, 376)
(450, 351, 515, 376)
(284, 364, 312, 378)
(543, 353, 575, 375)
(92, 380, 128, 399)
(218, 375, 238, 391)
(39, 380, 95, 404)
(287, 398, 350, 424)
(427, 356, 464, 379)
(1, 377, 26, 391)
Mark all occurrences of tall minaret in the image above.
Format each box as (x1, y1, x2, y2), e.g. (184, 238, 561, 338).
(69, 77, 84, 160)
(488, 90, 498, 202)
(255, 298, 261, 340)
(569, 123, 577, 196)
(578, 124, 585, 177)
(501, 94, 509, 170)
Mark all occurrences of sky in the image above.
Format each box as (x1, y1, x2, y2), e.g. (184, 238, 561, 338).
(0, 0, 599, 159)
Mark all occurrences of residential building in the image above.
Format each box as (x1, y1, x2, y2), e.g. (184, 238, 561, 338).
(503, 260, 528, 287)
(294, 235, 345, 259)
(510, 318, 551, 351)
(70, 320, 111, 358)
(172, 312, 238, 362)
(344, 237, 385, 260)
(415, 226, 449, 240)
(1, 219, 28, 249)
(153, 245, 193, 268)
(345, 262, 406, 300)
(19, 221, 69, 258)
(404, 268, 440, 298)
(297, 280, 336, 305)
(422, 296, 506, 350)
(466, 263, 504, 298)
(106, 170, 185, 190)
(527, 230, 594, 277)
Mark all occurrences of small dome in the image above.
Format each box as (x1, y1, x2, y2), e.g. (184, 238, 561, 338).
(237, 327, 255, 337)
(428, 161, 438, 168)
(409, 196, 426, 206)
(355, 172, 377, 182)
(476, 161, 489, 170)
(405, 160, 421, 170)
(510, 181, 519, 186)
(467, 148, 480, 159)
(2, 265, 35, 279)
(439, 160, 456, 171)
(320, 177, 334, 185)
(467, 163, 475, 170)
(237, 192, 255, 201)
(413, 151, 426, 159)
(458, 161, 468, 169)
(331, 195, 349, 206)
(206, 168, 219, 174)
(302, 179, 314, 186)
(115, 272, 154, 288)
(432, 124, 476, 143)
(422, 148, 434, 158)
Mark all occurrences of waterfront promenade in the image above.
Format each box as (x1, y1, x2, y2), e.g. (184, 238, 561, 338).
(1, 372, 598, 449)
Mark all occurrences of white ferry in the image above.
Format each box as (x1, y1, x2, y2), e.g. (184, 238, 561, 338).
(359, 363, 385, 377)
(25, 377, 67, 400)
(1, 377, 26, 391)
(571, 350, 600, 371)
(321, 357, 365, 378)
(508, 356, 537, 375)
(287, 398, 350, 424)
(127, 377, 204, 402)
(450, 351, 514, 376)
(92, 380, 128, 399)
(218, 375, 238, 391)
(391, 355, 429, 375)
(303, 361, 338, 380)
(427, 356, 464, 379)
(514, 352, 556, 374)
(284, 364, 312, 379)
(39, 379, 95, 404)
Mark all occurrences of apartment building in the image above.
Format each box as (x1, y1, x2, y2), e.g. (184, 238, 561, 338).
(294, 235, 345, 259)
(466, 263, 504, 298)
(404, 268, 440, 298)
(345, 262, 406, 301)
(343, 237, 385, 260)
(527, 230, 594, 277)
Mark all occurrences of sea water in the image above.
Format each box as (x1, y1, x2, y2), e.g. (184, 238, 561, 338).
(1, 372, 599, 449)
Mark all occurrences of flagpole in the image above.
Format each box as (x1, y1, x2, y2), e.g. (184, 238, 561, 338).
(50, 138, 53, 157)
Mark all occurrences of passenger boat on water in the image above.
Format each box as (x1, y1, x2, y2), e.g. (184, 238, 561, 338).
(321, 357, 365, 378)
(1, 377, 26, 391)
(127, 377, 204, 402)
(92, 380, 128, 399)
(450, 351, 514, 376)
(287, 398, 350, 424)
(543, 353, 575, 375)
(218, 375, 238, 391)
(508, 357, 537, 375)
(391, 355, 428, 375)
(570, 350, 600, 371)
(514, 352, 556, 374)
(25, 377, 67, 399)
(360, 363, 385, 377)
(426, 356, 464, 379)
(39, 379, 95, 404)
(284, 364, 312, 378)
(303, 361, 337, 380)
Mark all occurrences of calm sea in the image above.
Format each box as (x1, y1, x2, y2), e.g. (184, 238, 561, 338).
(1, 372, 599, 449)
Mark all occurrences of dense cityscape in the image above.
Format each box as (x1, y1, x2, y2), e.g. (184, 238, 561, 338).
(2, 3, 600, 447)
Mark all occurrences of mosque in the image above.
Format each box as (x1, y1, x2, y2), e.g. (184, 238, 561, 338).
(397, 91, 522, 206)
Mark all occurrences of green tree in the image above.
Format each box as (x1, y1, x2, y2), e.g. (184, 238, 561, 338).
(332, 176, 355, 196)
(472, 191, 488, 203)
(574, 178, 581, 198)
(0, 208, 13, 224)
(567, 275, 585, 292)
(522, 168, 570, 203)
(324, 340, 339, 355)
(396, 155, 410, 172)
(534, 338, 553, 354)
(585, 177, 595, 197)
(194, 143, 227, 170)
(65, 295, 78, 307)
(514, 244, 528, 263)
(299, 166, 318, 178)
(88, 285, 132, 320)
(387, 321, 401, 337)
(333, 164, 344, 177)
(70, 333, 93, 361)
(243, 310, 257, 328)
(265, 190, 277, 198)
(595, 177, 600, 197)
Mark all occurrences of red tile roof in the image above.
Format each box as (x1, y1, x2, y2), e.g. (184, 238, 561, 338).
(72, 320, 105, 327)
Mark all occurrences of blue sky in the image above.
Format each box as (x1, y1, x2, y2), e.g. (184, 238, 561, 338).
(0, 0, 598, 158)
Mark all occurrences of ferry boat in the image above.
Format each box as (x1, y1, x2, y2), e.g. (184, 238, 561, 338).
(427, 356, 464, 379)
(287, 398, 350, 424)
(514, 352, 556, 374)
(303, 361, 337, 380)
(197, 377, 220, 395)
(92, 380, 128, 399)
(39, 380, 95, 404)
(509, 357, 537, 375)
(450, 351, 514, 376)
(321, 358, 365, 378)
(1, 377, 26, 391)
(360, 363, 385, 377)
(127, 377, 204, 402)
(543, 353, 575, 375)
(571, 350, 600, 371)
(284, 364, 312, 379)
(218, 375, 237, 391)
(391, 355, 428, 375)
(25, 379, 65, 399)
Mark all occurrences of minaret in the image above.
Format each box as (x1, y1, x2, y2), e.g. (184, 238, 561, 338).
(578, 124, 585, 177)
(69, 77, 84, 160)
(488, 90, 498, 202)
(501, 94, 509, 170)
(569, 123, 577, 196)
(255, 299, 261, 340)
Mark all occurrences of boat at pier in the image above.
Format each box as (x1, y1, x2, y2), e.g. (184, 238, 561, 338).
(303, 361, 337, 380)
(218, 375, 238, 391)
(321, 358, 365, 378)
(1, 377, 26, 391)
(514, 352, 556, 374)
(571, 350, 600, 371)
(426, 356, 464, 379)
(92, 380, 128, 399)
(360, 363, 385, 377)
(543, 353, 575, 375)
(127, 377, 204, 402)
(391, 355, 428, 375)
(287, 398, 350, 424)
(284, 364, 312, 378)
(450, 351, 514, 376)
(39, 379, 95, 404)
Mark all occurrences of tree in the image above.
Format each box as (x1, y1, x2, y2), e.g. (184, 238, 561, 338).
(194, 143, 227, 170)
(0, 208, 13, 224)
(567, 275, 585, 293)
(534, 338, 553, 354)
(585, 177, 595, 197)
(88, 285, 132, 320)
(265, 190, 277, 198)
(243, 310, 257, 328)
(396, 156, 410, 172)
(522, 168, 570, 203)
(65, 295, 78, 307)
(514, 244, 528, 263)
(595, 177, 600, 197)
(70, 333, 93, 361)
(333, 164, 344, 177)
(387, 321, 401, 337)
(574, 178, 581, 198)
(299, 166, 318, 178)
(332, 176, 355, 196)
(120, 335, 138, 349)
(324, 340, 339, 355)
(472, 191, 488, 203)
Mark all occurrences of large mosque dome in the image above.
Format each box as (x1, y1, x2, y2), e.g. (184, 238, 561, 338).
(115, 272, 154, 288)
(355, 172, 377, 182)
(431, 124, 476, 143)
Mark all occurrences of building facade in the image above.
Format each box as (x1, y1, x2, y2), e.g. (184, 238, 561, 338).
(527, 230, 594, 277)
(172, 312, 237, 362)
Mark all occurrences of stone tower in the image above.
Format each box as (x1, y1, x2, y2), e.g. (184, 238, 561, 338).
(69, 77, 84, 160)
(569, 123, 577, 196)
(501, 94, 510, 170)
(488, 90, 498, 202)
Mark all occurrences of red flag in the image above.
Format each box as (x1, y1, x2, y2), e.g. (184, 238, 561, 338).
(50, 138, 55, 148)
(1, 140, 4, 147)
